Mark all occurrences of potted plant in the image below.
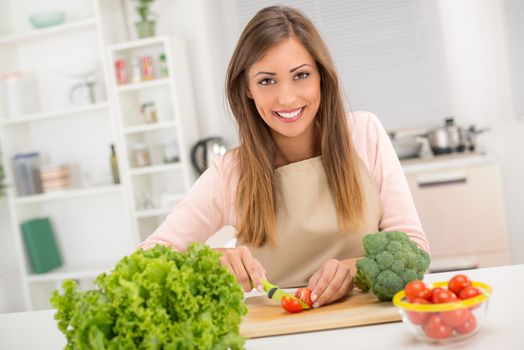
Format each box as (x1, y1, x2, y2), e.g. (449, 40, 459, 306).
(132, 0, 157, 38)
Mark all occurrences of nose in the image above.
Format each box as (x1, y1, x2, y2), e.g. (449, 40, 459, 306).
(277, 81, 297, 106)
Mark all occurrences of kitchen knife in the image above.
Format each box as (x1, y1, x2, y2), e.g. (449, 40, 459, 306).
(261, 279, 311, 309)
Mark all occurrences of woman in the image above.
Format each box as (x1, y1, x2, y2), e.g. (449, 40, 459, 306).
(139, 6, 429, 309)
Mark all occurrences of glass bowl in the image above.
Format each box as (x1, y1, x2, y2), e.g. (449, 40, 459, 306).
(393, 281, 492, 343)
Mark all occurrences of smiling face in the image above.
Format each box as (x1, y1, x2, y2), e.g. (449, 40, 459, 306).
(247, 36, 321, 150)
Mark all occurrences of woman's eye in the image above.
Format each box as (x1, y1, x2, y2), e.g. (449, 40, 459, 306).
(294, 72, 310, 80)
(258, 78, 275, 85)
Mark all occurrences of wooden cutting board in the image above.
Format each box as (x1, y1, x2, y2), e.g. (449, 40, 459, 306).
(240, 290, 401, 338)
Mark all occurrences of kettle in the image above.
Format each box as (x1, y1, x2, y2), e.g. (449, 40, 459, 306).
(426, 118, 462, 155)
(191, 137, 227, 175)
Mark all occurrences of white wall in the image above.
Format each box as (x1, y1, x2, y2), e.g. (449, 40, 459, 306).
(165, 1, 523, 263)
(158, 0, 238, 148)
(438, 0, 523, 264)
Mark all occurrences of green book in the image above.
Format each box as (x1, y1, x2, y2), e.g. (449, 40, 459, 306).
(21, 217, 62, 274)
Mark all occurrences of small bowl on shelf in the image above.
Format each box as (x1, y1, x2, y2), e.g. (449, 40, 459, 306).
(393, 281, 492, 343)
(29, 12, 66, 29)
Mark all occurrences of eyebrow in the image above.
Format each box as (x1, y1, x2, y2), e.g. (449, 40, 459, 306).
(253, 63, 312, 78)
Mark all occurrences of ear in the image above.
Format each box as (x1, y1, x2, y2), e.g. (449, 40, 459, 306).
(246, 88, 253, 99)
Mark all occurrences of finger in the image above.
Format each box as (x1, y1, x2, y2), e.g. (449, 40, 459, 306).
(241, 252, 266, 290)
(308, 270, 321, 290)
(252, 259, 267, 291)
(311, 262, 337, 306)
(219, 254, 236, 277)
(229, 253, 252, 292)
(315, 267, 351, 307)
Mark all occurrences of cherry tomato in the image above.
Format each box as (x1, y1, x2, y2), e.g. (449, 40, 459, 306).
(455, 313, 477, 335)
(405, 280, 431, 300)
(281, 295, 303, 313)
(295, 287, 313, 307)
(441, 308, 471, 327)
(459, 286, 483, 310)
(423, 314, 453, 339)
(448, 274, 472, 296)
(407, 297, 430, 325)
(459, 286, 482, 300)
(432, 288, 458, 304)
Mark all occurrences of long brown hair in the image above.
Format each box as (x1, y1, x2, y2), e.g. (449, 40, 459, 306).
(226, 6, 365, 247)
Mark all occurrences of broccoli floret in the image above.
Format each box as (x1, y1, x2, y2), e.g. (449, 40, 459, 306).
(354, 231, 430, 301)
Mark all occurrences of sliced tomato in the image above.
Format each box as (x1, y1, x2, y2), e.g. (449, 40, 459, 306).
(423, 314, 453, 339)
(281, 295, 303, 313)
(295, 287, 313, 307)
(448, 274, 472, 296)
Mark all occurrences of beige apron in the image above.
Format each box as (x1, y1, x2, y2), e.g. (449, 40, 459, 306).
(237, 156, 382, 287)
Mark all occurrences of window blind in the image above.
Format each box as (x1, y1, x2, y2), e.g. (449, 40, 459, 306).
(205, 0, 453, 131)
(504, 0, 524, 117)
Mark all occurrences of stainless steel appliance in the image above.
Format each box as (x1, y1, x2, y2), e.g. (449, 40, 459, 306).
(190, 137, 227, 175)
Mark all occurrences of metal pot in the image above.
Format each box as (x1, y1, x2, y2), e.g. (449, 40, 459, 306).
(426, 118, 463, 155)
(426, 118, 489, 155)
(391, 136, 423, 159)
(463, 125, 490, 152)
(388, 128, 427, 159)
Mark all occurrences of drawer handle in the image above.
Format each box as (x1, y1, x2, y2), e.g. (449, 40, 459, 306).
(418, 177, 467, 188)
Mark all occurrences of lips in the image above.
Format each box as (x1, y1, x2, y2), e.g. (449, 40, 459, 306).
(272, 107, 305, 123)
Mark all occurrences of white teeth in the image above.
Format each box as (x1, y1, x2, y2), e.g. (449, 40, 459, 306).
(276, 108, 302, 119)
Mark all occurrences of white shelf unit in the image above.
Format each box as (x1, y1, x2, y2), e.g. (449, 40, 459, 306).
(0, 0, 200, 312)
(0, 102, 109, 126)
(13, 184, 122, 205)
(0, 18, 97, 45)
(105, 34, 199, 244)
(0, 0, 135, 311)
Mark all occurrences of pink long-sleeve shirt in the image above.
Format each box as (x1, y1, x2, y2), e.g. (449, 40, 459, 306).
(139, 111, 430, 253)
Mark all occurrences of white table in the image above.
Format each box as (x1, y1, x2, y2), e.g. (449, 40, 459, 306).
(1, 265, 523, 350)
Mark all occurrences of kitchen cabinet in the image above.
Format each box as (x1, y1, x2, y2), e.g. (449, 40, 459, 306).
(402, 153, 511, 272)
(0, 0, 199, 311)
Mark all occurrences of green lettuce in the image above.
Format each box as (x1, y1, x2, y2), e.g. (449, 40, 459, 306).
(51, 243, 247, 349)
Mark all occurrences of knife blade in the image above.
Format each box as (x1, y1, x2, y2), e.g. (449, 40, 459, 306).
(261, 279, 311, 309)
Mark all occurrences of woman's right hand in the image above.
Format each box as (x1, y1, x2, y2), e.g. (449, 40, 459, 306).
(215, 246, 267, 292)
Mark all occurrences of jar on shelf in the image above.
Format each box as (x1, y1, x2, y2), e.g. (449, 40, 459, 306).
(162, 141, 179, 163)
(114, 59, 128, 84)
(159, 53, 168, 78)
(140, 102, 157, 124)
(132, 143, 151, 167)
(141, 56, 154, 80)
(131, 58, 142, 83)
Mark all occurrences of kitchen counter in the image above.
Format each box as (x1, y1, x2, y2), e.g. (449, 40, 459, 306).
(400, 151, 495, 174)
(1, 264, 522, 350)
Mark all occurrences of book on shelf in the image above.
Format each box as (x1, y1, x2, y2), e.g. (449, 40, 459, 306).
(20, 217, 62, 274)
(13, 151, 43, 196)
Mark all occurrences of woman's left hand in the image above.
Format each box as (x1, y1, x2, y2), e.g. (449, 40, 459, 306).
(307, 259, 354, 308)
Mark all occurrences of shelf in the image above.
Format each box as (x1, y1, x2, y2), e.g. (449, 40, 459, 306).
(0, 19, 97, 45)
(128, 163, 182, 176)
(14, 184, 122, 205)
(0, 103, 109, 126)
(123, 121, 178, 134)
(26, 260, 117, 283)
(116, 78, 170, 92)
(108, 36, 167, 52)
